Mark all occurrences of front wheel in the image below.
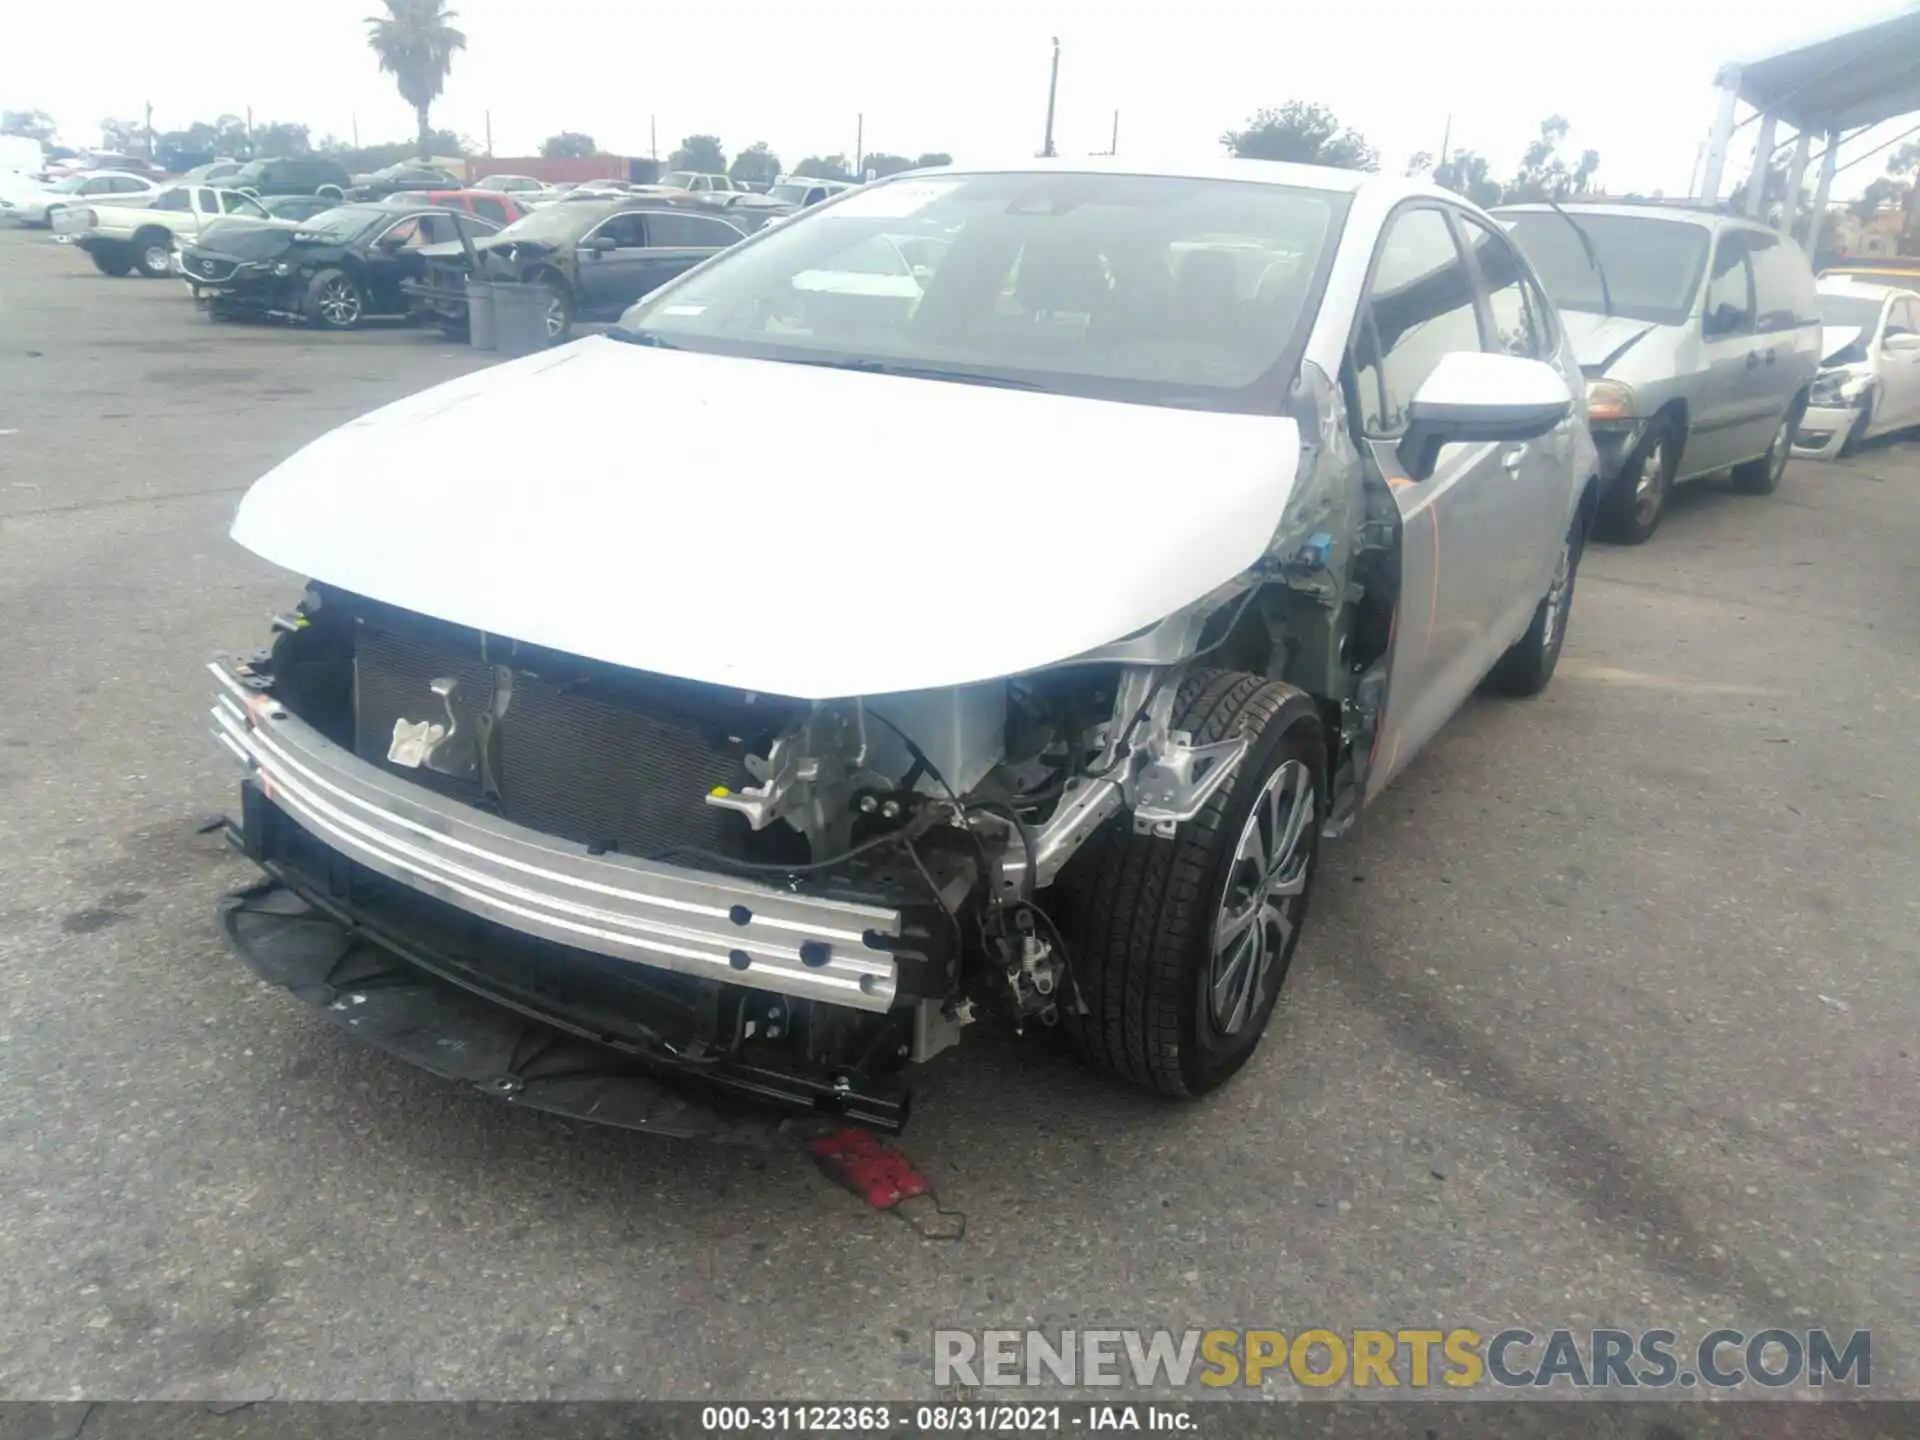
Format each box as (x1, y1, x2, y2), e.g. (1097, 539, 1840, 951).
(1490, 521, 1582, 697)
(1731, 411, 1793, 495)
(1059, 670, 1325, 1098)
(304, 268, 365, 330)
(539, 277, 574, 343)
(1596, 414, 1678, 544)
(132, 232, 173, 279)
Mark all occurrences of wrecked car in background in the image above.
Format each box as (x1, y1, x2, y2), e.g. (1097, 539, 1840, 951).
(403, 197, 747, 342)
(211, 160, 1598, 1135)
(1496, 200, 1820, 543)
(1790, 278, 1920, 459)
(179, 200, 501, 328)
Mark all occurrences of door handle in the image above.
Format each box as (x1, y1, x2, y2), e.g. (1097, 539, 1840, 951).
(1502, 447, 1524, 474)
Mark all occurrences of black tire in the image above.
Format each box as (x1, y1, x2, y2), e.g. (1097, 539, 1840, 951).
(1490, 518, 1583, 697)
(206, 300, 241, 323)
(131, 229, 173, 279)
(1596, 413, 1679, 544)
(1731, 409, 1793, 495)
(1058, 670, 1325, 1098)
(90, 249, 133, 277)
(303, 267, 365, 330)
(536, 274, 574, 344)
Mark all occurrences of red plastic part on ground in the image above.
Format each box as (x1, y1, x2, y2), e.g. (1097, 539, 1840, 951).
(807, 1128, 931, 1210)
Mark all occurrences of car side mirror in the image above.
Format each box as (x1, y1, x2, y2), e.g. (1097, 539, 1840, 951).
(587, 234, 617, 253)
(1395, 352, 1574, 483)
(1883, 330, 1920, 354)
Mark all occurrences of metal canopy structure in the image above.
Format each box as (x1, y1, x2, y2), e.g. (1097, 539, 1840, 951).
(1698, 2, 1920, 255)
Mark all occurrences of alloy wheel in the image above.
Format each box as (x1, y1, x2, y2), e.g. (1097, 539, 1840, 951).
(143, 244, 171, 274)
(544, 295, 567, 338)
(1209, 759, 1315, 1036)
(317, 277, 361, 327)
(1768, 417, 1791, 482)
(1634, 439, 1668, 526)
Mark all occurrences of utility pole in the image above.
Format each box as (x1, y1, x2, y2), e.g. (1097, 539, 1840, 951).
(855, 113, 864, 179)
(246, 106, 253, 146)
(1092, 110, 1119, 157)
(352, 112, 360, 148)
(1042, 37, 1061, 158)
(484, 110, 492, 157)
(144, 101, 153, 159)
(1438, 113, 1451, 169)
(649, 114, 657, 160)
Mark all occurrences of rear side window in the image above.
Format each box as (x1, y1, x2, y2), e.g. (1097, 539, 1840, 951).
(149, 188, 191, 212)
(1703, 233, 1756, 337)
(590, 212, 649, 248)
(472, 197, 508, 224)
(1460, 213, 1553, 359)
(1745, 231, 1819, 332)
(1351, 206, 1484, 438)
(646, 212, 742, 248)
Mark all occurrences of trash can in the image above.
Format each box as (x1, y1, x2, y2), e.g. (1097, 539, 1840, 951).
(465, 278, 497, 352)
(492, 281, 558, 358)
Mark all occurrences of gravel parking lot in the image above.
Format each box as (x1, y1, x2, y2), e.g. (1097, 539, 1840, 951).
(1, 223, 1914, 1402)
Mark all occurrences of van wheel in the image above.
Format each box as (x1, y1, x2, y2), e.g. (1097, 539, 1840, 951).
(1058, 670, 1324, 1098)
(1491, 521, 1582, 696)
(1732, 413, 1793, 495)
(132, 229, 174, 278)
(1597, 414, 1678, 544)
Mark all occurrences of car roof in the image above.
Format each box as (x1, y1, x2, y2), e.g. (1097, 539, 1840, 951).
(901, 154, 1382, 196)
(1816, 277, 1912, 300)
(1493, 200, 1732, 229)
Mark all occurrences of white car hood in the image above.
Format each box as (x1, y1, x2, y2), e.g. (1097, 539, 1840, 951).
(1820, 325, 1864, 363)
(231, 338, 1302, 699)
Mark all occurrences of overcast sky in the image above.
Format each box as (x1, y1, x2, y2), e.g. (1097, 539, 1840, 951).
(3, 0, 1913, 198)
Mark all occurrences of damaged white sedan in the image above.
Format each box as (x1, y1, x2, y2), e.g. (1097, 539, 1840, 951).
(210, 159, 1600, 1136)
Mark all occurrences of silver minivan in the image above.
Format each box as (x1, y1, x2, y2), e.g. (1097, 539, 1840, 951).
(1496, 202, 1820, 543)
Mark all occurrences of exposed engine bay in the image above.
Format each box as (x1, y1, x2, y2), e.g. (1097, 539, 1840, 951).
(221, 455, 1397, 1132)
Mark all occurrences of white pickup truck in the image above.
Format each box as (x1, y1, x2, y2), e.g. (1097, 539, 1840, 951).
(53, 183, 280, 277)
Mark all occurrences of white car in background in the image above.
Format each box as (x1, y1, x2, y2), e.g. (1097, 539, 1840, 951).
(0, 170, 165, 227)
(1791, 278, 1920, 459)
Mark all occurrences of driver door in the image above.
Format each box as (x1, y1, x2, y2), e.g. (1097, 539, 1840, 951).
(1355, 205, 1528, 800)
(573, 210, 651, 317)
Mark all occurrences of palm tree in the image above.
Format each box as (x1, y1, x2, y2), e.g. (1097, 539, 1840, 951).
(365, 0, 467, 160)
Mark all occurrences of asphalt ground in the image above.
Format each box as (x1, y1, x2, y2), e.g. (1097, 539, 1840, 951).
(0, 224, 1914, 1407)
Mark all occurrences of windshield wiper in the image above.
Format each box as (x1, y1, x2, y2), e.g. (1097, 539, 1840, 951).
(604, 330, 683, 348)
(1544, 197, 1613, 319)
(774, 356, 1044, 390)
